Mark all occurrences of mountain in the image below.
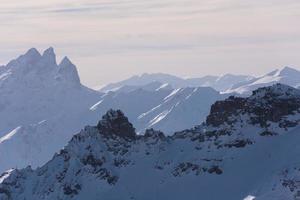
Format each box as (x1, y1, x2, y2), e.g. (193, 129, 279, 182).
(227, 66, 300, 95)
(90, 86, 229, 134)
(1, 84, 300, 200)
(0, 48, 103, 173)
(99, 73, 253, 93)
(0, 48, 229, 174)
(186, 74, 253, 91)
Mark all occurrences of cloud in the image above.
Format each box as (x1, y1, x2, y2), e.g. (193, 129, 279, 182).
(0, 0, 300, 87)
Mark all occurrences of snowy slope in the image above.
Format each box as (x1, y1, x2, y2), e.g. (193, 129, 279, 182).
(227, 66, 300, 95)
(0, 48, 229, 174)
(99, 72, 253, 93)
(0, 48, 103, 173)
(91, 86, 229, 134)
(1, 84, 300, 200)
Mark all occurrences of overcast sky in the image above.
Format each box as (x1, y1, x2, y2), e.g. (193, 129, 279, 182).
(0, 0, 300, 87)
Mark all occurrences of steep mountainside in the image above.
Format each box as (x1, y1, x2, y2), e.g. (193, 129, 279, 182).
(0, 48, 229, 174)
(91, 86, 229, 134)
(227, 67, 300, 95)
(0, 48, 102, 173)
(1, 84, 300, 200)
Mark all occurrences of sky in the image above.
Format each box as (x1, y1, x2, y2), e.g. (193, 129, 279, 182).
(0, 0, 300, 87)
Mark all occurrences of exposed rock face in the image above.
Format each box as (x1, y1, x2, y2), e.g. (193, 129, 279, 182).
(1, 85, 300, 200)
(206, 96, 246, 127)
(143, 128, 165, 139)
(206, 84, 300, 128)
(97, 109, 136, 139)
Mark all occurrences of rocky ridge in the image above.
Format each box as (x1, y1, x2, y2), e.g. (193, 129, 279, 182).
(1, 84, 300, 200)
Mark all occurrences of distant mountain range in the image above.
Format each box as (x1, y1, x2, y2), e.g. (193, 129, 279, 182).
(99, 66, 300, 95)
(1, 47, 300, 200)
(0, 48, 228, 173)
(92, 86, 229, 134)
(99, 72, 254, 93)
(227, 67, 300, 94)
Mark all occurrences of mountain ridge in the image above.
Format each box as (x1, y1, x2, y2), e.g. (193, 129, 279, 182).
(1, 84, 300, 200)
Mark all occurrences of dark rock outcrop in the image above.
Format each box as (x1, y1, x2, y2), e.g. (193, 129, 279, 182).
(97, 109, 136, 139)
(206, 84, 300, 128)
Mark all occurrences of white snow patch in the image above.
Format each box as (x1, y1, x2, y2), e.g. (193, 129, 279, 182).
(0, 169, 14, 183)
(243, 195, 256, 200)
(250, 75, 281, 86)
(156, 83, 169, 91)
(138, 104, 162, 119)
(164, 88, 181, 101)
(0, 126, 21, 143)
(90, 100, 104, 111)
(185, 88, 198, 100)
(0, 71, 12, 81)
(148, 110, 170, 127)
(38, 120, 47, 125)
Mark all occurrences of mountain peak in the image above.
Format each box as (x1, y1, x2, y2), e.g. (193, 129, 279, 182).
(57, 56, 81, 86)
(251, 83, 300, 99)
(42, 47, 56, 65)
(60, 56, 72, 66)
(279, 66, 300, 76)
(97, 109, 136, 139)
(7, 48, 41, 67)
(24, 48, 41, 58)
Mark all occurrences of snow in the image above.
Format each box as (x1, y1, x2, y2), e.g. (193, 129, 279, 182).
(249, 74, 281, 85)
(138, 104, 163, 119)
(0, 48, 103, 173)
(227, 66, 300, 95)
(89, 100, 104, 111)
(156, 83, 169, 91)
(1, 101, 299, 199)
(99, 72, 253, 93)
(0, 169, 14, 184)
(0, 126, 21, 144)
(163, 88, 182, 101)
(244, 195, 256, 200)
(0, 47, 230, 174)
(185, 88, 198, 100)
(1, 48, 300, 199)
(148, 109, 172, 127)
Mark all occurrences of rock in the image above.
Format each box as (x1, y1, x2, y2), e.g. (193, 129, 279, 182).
(97, 109, 136, 139)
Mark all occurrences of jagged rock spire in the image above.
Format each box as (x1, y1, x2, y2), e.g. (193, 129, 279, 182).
(57, 56, 81, 86)
(42, 47, 57, 66)
(97, 109, 136, 139)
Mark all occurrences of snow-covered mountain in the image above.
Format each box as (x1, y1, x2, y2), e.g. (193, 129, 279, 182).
(0, 48, 103, 173)
(91, 86, 229, 134)
(99, 72, 253, 93)
(227, 66, 300, 95)
(0, 47, 100, 136)
(0, 48, 229, 174)
(1, 84, 300, 200)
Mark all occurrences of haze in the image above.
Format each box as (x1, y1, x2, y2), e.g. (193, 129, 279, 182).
(0, 0, 300, 87)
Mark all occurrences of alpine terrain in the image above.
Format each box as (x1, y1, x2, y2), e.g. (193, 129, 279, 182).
(1, 84, 300, 200)
(0, 48, 229, 173)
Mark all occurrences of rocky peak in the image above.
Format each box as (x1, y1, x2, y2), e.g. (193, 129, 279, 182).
(250, 83, 300, 100)
(143, 128, 165, 140)
(206, 84, 300, 127)
(41, 47, 57, 66)
(57, 56, 81, 87)
(7, 48, 41, 67)
(97, 109, 136, 139)
(206, 96, 246, 127)
(23, 48, 41, 61)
